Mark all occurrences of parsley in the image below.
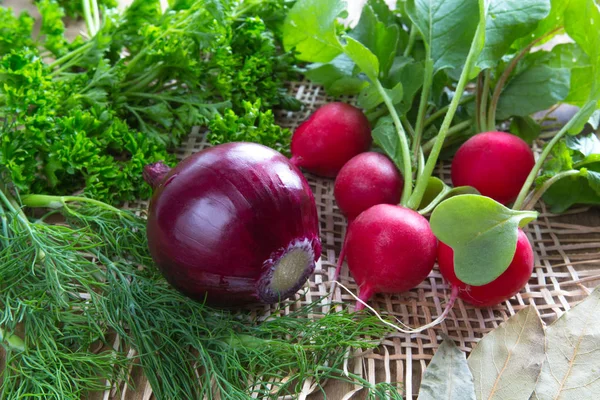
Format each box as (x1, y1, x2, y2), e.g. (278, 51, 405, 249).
(0, 0, 298, 204)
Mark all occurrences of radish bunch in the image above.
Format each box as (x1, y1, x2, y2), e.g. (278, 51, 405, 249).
(291, 102, 540, 315)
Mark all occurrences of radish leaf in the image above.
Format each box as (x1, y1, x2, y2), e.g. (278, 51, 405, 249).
(496, 65, 570, 120)
(417, 337, 476, 400)
(468, 306, 545, 400)
(357, 81, 403, 110)
(340, 35, 380, 81)
(372, 116, 403, 172)
(430, 194, 538, 285)
(509, 116, 541, 145)
(282, 0, 345, 62)
(477, 0, 550, 69)
(532, 286, 600, 400)
(405, 0, 480, 74)
(349, 3, 400, 78)
(304, 55, 368, 96)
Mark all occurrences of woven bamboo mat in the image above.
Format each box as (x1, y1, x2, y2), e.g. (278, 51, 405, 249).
(110, 81, 600, 400)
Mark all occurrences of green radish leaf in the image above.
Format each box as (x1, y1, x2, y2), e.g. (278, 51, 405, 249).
(405, 0, 480, 74)
(304, 54, 368, 96)
(386, 58, 425, 114)
(526, 43, 594, 107)
(468, 306, 545, 400)
(418, 178, 480, 215)
(542, 170, 600, 213)
(512, 0, 569, 49)
(509, 116, 541, 145)
(357, 82, 403, 110)
(532, 287, 600, 400)
(419, 185, 481, 215)
(372, 116, 403, 173)
(417, 337, 476, 400)
(341, 35, 380, 82)
(496, 65, 570, 120)
(282, 0, 345, 62)
(349, 3, 400, 78)
(477, 0, 550, 69)
(419, 177, 447, 210)
(429, 195, 538, 286)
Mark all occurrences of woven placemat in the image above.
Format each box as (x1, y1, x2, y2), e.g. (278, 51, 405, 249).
(112, 81, 600, 400)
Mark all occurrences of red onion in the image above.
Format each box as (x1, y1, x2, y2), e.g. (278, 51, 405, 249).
(144, 142, 322, 306)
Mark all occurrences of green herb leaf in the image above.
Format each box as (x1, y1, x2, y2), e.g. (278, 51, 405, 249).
(468, 306, 545, 400)
(405, 0, 480, 73)
(340, 35, 380, 81)
(304, 54, 367, 96)
(357, 82, 403, 110)
(509, 116, 542, 145)
(532, 287, 600, 400)
(417, 337, 476, 400)
(372, 116, 403, 172)
(349, 3, 400, 78)
(476, 0, 550, 69)
(282, 0, 345, 62)
(430, 194, 538, 286)
(496, 65, 570, 120)
(512, 0, 568, 49)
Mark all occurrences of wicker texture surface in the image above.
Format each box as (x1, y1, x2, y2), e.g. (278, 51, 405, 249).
(109, 82, 600, 400)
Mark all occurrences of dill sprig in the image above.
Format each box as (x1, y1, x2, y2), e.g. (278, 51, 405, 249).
(0, 182, 402, 399)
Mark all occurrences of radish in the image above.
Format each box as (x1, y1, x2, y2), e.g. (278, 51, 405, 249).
(290, 102, 372, 177)
(344, 204, 437, 311)
(334, 152, 403, 221)
(437, 229, 534, 307)
(451, 131, 535, 205)
(333, 152, 403, 279)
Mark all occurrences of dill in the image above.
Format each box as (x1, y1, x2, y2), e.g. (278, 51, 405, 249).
(0, 176, 402, 399)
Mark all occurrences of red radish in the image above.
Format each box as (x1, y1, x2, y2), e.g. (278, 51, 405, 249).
(334, 152, 403, 221)
(290, 102, 372, 177)
(345, 204, 437, 311)
(451, 131, 535, 205)
(144, 142, 321, 307)
(332, 152, 403, 279)
(437, 229, 534, 307)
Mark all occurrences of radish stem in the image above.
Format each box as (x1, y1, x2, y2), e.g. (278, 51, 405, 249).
(522, 170, 581, 210)
(406, 18, 485, 210)
(513, 101, 597, 210)
(375, 79, 413, 205)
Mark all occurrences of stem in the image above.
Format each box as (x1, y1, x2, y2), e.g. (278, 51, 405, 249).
(480, 70, 491, 131)
(475, 72, 483, 132)
(423, 95, 475, 128)
(418, 148, 425, 178)
(421, 120, 473, 154)
(487, 27, 562, 128)
(404, 25, 417, 57)
(374, 79, 413, 204)
(48, 41, 93, 70)
(523, 170, 581, 211)
(21, 195, 135, 221)
(82, 0, 97, 36)
(91, 0, 101, 32)
(512, 102, 594, 210)
(401, 116, 416, 138)
(406, 20, 484, 210)
(413, 60, 434, 169)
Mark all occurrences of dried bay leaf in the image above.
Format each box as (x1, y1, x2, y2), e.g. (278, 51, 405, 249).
(532, 287, 600, 400)
(468, 305, 545, 400)
(418, 337, 476, 400)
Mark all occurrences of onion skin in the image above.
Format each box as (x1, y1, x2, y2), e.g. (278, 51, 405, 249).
(145, 142, 321, 306)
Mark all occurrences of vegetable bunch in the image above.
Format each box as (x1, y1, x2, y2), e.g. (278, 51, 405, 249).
(283, 0, 600, 312)
(0, 0, 298, 204)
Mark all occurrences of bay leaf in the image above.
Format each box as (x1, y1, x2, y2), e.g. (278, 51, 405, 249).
(468, 305, 545, 400)
(532, 287, 600, 400)
(418, 337, 476, 400)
